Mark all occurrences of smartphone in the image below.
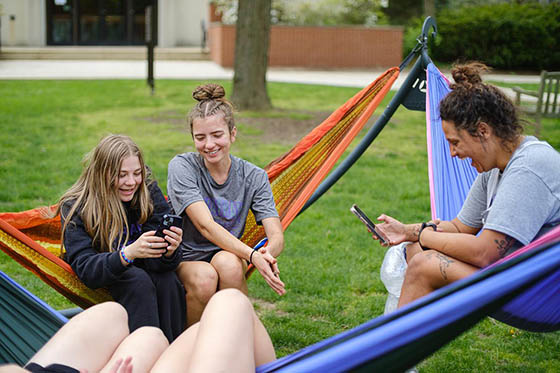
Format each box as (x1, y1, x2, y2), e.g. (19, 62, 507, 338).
(350, 204, 387, 244)
(155, 214, 183, 244)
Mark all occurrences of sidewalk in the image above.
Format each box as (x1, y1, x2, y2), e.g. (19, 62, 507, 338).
(0, 59, 540, 98)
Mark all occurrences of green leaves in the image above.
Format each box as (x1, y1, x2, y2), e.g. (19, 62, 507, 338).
(434, 3, 560, 70)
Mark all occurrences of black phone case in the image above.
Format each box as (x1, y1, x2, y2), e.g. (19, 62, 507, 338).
(155, 214, 183, 238)
(350, 204, 387, 244)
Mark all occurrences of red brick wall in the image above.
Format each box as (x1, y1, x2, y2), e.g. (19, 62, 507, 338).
(208, 3, 223, 23)
(208, 23, 403, 68)
(208, 24, 235, 67)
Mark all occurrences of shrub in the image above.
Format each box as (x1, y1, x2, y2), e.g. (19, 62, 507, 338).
(433, 3, 560, 70)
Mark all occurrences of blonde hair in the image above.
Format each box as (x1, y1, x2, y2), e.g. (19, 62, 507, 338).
(187, 83, 235, 135)
(56, 134, 153, 252)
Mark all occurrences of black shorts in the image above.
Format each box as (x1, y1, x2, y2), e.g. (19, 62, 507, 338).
(181, 248, 222, 263)
(24, 363, 79, 373)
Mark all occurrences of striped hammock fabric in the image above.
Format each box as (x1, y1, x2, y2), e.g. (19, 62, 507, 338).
(0, 67, 400, 309)
(241, 68, 399, 247)
(0, 270, 67, 365)
(0, 212, 112, 308)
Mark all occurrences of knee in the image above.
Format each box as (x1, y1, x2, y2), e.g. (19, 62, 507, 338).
(406, 251, 434, 280)
(91, 301, 128, 321)
(209, 288, 251, 313)
(131, 326, 169, 352)
(185, 266, 219, 302)
(78, 301, 129, 340)
(212, 254, 245, 282)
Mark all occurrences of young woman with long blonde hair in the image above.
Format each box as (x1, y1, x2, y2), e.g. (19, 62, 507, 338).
(57, 134, 185, 342)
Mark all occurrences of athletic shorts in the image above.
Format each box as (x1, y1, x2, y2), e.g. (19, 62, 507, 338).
(181, 248, 222, 263)
(24, 363, 79, 373)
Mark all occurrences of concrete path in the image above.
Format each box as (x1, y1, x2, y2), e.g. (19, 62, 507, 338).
(0, 59, 540, 99)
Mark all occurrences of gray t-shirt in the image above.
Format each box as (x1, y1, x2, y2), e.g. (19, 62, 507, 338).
(457, 136, 560, 249)
(167, 152, 279, 254)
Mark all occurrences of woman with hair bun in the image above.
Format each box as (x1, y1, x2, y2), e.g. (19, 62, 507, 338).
(57, 134, 186, 342)
(372, 62, 560, 308)
(168, 83, 285, 326)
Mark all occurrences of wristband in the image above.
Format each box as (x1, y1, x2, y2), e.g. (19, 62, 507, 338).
(249, 249, 257, 265)
(418, 222, 437, 251)
(120, 248, 134, 265)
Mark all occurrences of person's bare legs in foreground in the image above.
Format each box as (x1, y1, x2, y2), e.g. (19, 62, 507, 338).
(152, 288, 276, 372)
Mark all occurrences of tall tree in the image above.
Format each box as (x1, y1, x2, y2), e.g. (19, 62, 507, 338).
(231, 0, 272, 110)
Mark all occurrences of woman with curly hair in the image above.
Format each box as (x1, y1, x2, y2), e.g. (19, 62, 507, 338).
(373, 62, 560, 308)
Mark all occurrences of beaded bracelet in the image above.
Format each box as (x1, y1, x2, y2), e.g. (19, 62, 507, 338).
(120, 248, 134, 264)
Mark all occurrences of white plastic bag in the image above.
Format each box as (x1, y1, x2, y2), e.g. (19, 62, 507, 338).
(380, 242, 409, 314)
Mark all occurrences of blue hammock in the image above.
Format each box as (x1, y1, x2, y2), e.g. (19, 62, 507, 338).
(257, 228, 560, 372)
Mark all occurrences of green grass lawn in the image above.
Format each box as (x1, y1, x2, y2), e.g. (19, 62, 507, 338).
(1, 79, 559, 371)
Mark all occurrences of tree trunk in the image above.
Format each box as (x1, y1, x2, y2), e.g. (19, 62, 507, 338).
(231, 0, 272, 110)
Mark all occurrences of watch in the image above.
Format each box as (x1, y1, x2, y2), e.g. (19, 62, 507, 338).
(418, 222, 437, 251)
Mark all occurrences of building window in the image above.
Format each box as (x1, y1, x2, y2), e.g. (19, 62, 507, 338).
(46, 0, 157, 46)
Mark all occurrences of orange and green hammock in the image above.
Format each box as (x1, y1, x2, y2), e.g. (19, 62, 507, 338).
(0, 68, 399, 309)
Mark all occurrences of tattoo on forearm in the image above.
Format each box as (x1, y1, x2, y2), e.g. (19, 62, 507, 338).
(436, 253, 454, 281)
(412, 224, 421, 241)
(495, 236, 515, 258)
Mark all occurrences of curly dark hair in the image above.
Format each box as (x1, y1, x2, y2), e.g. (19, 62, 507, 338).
(439, 62, 523, 144)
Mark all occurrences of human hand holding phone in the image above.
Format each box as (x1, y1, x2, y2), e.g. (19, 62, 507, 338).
(155, 214, 183, 254)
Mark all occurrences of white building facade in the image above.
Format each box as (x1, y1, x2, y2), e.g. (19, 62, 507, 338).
(0, 0, 209, 47)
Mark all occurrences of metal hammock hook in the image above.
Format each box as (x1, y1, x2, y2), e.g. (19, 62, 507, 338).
(420, 16, 437, 48)
(399, 16, 437, 71)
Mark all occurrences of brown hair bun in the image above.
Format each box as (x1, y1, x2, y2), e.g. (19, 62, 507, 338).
(450, 62, 489, 90)
(192, 83, 226, 102)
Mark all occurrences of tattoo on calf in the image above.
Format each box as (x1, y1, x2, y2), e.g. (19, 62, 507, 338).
(436, 253, 454, 281)
(495, 236, 515, 258)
